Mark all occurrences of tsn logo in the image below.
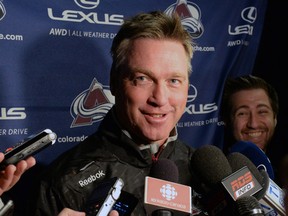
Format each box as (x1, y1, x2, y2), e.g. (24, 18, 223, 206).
(0, 107, 26, 120)
(230, 171, 255, 199)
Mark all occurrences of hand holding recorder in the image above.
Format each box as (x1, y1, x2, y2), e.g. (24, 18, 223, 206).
(0, 129, 56, 215)
(0, 128, 56, 170)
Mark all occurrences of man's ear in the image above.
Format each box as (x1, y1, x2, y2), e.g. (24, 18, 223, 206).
(274, 116, 277, 127)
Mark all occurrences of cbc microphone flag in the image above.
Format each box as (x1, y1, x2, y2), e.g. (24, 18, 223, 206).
(144, 176, 192, 215)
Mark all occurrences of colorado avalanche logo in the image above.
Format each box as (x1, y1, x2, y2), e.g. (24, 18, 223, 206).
(70, 78, 114, 128)
(165, 0, 204, 39)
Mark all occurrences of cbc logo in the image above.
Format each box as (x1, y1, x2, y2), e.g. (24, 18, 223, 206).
(160, 184, 178, 201)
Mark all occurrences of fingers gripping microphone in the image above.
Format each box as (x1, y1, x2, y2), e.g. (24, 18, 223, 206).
(227, 152, 286, 216)
(144, 159, 192, 216)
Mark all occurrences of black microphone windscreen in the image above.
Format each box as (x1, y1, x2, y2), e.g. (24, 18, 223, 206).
(227, 152, 268, 200)
(227, 152, 264, 184)
(149, 158, 179, 183)
(191, 145, 232, 186)
(234, 196, 264, 216)
(151, 209, 173, 216)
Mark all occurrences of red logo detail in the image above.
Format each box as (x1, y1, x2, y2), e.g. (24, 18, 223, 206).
(72, 79, 109, 126)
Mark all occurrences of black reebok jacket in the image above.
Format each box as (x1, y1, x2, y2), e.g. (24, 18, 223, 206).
(30, 108, 195, 215)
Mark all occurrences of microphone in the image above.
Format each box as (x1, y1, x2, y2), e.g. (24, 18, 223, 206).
(149, 158, 179, 183)
(144, 158, 192, 215)
(190, 145, 262, 216)
(151, 209, 173, 216)
(227, 152, 286, 216)
(257, 172, 286, 216)
(190, 144, 232, 194)
(226, 152, 264, 198)
(190, 145, 233, 216)
(229, 141, 274, 179)
(234, 196, 264, 216)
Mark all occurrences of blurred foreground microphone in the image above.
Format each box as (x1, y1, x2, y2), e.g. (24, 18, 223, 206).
(190, 145, 233, 216)
(190, 145, 262, 216)
(227, 152, 286, 216)
(234, 196, 264, 216)
(190, 145, 232, 194)
(149, 158, 179, 183)
(144, 158, 192, 216)
(229, 141, 274, 179)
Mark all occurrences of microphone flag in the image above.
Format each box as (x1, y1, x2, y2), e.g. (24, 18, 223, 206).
(144, 176, 192, 215)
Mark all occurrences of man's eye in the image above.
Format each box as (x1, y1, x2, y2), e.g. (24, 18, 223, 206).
(133, 76, 152, 85)
(170, 79, 180, 84)
(259, 110, 269, 115)
(236, 111, 247, 117)
(169, 78, 184, 87)
(136, 76, 147, 81)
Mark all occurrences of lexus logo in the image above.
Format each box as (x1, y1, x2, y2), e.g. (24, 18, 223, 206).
(241, 7, 257, 23)
(74, 0, 100, 9)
